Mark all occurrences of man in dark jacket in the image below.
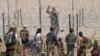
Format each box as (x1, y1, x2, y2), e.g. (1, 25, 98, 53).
(46, 27, 57, 56)
(65, 28, 77, 56)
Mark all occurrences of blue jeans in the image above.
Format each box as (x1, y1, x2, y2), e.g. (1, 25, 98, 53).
(66, 46, 74, 56)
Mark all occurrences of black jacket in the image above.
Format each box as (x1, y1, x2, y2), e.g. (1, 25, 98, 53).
(46, 31, 57, 45)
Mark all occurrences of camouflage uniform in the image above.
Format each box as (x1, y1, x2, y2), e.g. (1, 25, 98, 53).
(46, 7, 60, 35)
(46, 43, 55, 56)
(35, 43, 42, 56)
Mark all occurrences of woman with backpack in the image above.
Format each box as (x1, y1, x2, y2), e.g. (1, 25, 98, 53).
(4, 27, 17, 56)
(34, 28, 45, 56)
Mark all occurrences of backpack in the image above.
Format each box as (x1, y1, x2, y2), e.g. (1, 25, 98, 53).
(82, 36, 92, 49)
(5, 32, 16, 46)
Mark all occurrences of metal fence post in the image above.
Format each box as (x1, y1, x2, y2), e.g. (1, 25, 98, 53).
(20, 8, 23, 26)
(69, 14, 71, 30)
(82, 8, 84, 26)
(39, 0, 42, 28)
(2, 13, 5, 37)
(76, 13, 79, 37)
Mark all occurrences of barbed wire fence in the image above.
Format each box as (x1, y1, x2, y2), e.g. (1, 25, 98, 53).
(0, 0, 100, 43)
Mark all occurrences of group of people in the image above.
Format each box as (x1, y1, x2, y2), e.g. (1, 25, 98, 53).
(65, 29, 100, 56)
(1, 25, 100, 56)
(4, 25, 30, 56)
(0, 4, 99, 56)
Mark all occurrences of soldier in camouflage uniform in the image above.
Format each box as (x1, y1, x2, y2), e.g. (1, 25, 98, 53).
(46, 6, 60, 35)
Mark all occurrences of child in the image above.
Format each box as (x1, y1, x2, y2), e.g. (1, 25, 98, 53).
(91, 40, 99, 56)
(57, 38, 65, 56)
(29, 36, 35, 56)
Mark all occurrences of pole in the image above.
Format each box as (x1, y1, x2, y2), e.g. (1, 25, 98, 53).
(15, 0, 18, 27)
(69, 14, 71, 30)
(39, 0, 42, 28)
(73, 15, 75, 28)
(18, 10, 19, 26)
(76, 13, 78, 37)
(82, 8, 84, 26)
(2, 13, 5, 37)
(72, 0, 74, 29)
(20, 8, 23, 26)
(7, 0, 10, 28)
(79, 9, 81, 27)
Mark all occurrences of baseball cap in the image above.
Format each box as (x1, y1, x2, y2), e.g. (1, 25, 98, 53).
(23, 25, 27, 28)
